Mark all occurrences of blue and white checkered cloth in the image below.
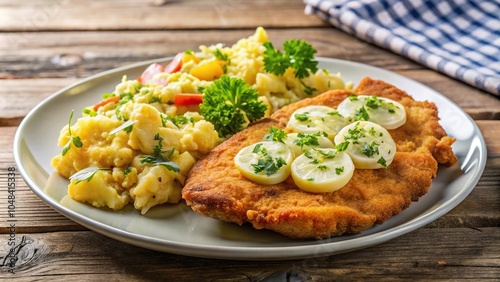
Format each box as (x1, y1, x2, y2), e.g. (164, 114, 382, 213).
(304, 0, 500, 96)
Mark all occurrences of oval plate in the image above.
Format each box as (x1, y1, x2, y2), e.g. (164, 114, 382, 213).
(14, 57, 487, 260)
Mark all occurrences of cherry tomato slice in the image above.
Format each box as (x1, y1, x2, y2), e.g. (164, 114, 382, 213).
(164, 52, 183, 74)
(138, 63, 164, 85)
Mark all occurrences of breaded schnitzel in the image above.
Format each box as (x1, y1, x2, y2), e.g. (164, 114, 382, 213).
(182, 77, 457, 239)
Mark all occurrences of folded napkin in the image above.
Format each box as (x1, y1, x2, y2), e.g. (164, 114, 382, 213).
(304, 0, 500, 96)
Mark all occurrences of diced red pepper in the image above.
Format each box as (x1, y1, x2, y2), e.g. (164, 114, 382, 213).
(174, 93, 203, 106)
(93, 96, 120, 111)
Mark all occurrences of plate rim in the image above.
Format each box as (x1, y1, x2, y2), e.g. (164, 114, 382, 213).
(13, 57, 488, 260)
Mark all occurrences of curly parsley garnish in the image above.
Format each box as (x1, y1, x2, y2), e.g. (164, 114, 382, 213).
(199, 75, 267, 138)
(62, 110, 83, 156)
(263, 39, 318, 79)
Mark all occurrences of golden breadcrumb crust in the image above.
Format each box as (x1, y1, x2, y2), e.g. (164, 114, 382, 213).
(182, 77, 457, 239)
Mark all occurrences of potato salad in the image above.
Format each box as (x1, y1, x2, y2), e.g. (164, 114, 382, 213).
(51, 27, 351, 214)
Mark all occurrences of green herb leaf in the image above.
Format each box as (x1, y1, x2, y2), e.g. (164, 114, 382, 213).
(69, 167, 110, 184)
(336, 141, 349, 152)
(109, 120, 135, 135)
(139, 134, 180, 173)
(62, 110, 83, 156)
(82, 108, 97, 117)
(263, 127, 287, 143)
(377, 156, 388, 168)
(294, 113, 309, 122)
(335, 166, 344, 175)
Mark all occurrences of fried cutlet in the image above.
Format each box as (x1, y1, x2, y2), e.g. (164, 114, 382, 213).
(182, 77, 458, 239)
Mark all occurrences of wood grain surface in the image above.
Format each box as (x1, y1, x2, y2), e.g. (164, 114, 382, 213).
(0, 0, 498, 280)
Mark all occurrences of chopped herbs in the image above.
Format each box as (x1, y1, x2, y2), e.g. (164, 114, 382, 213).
(263, 127, 287, 143)
(62, 110, 83, 156)
(343, 123, 366, 145)
(294, 112, 309, 122)
(251, 144, 287, 176)
(82, 108, 97, 117)
(304, 148, 337, 167)
(336, 141, 349, 152)
(354, 106, 370, 121)
(123, 165, 132, 175)
(360, 141, 380, 158)
(348, 94, 358, 101)
(300, 80, 317, 96)
(377, 156, 388, 168)
(293, 132, 321, 149)
(69, 167, 111, 184)
(162, 114, 194, 128)
(149, 96, 161, 104)
(335, 166, 344, 175)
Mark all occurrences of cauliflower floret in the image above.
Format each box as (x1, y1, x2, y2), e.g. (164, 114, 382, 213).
(130, 151, 196, 214)
(68, 169, 130, 210)
(51, 115, 134, 178)
(180, 120, 220, 154)
(128, 104, 163, 154)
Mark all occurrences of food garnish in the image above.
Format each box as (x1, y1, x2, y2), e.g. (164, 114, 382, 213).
(61, 110, 83, 156)
(286, 105, 347, 138)
(291, 148, 354, 193)
(334, 121, 396, 169)
(199, 75, 267, 138)
(139, 133, 180, 173)
(337, 95, 406, 129)
(263, 39, 318, 79)
(69, 167, 111, 184)
(52, 28, 352, 214)
(234, 141, 293, 185)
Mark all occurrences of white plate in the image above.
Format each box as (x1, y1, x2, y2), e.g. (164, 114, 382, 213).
(14, 57, 487, 260)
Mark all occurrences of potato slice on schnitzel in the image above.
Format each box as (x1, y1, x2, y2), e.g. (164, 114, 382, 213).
(182, 77, 457, 239)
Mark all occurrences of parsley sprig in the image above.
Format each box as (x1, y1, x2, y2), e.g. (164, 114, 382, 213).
(62, 110, 83, 156)
(69, 167, 111, 184)
(263, 40, 318, 79)
(140, 133, 180, 172)
(199, 75, 267, 138)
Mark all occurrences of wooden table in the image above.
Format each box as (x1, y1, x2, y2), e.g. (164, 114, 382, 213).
(1, 1, 499, 280)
